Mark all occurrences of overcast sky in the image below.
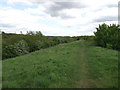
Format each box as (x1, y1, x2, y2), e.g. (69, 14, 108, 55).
(0, 0, 119, 36)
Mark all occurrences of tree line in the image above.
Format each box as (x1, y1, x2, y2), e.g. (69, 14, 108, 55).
(2, 31, 82, 60)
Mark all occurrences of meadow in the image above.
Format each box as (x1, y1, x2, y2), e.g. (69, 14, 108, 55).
(2, 40, 118, 88)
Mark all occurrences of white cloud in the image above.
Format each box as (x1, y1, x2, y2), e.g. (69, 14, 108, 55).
(60, 8, 83, 18)
(0, 0, 119, 36)
(7, 0, 33, 5)
(0, 6, 43, 27)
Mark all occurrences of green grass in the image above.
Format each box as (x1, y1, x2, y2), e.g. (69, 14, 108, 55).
(83, 41, 118, 88)
(2, 40, 118, 88)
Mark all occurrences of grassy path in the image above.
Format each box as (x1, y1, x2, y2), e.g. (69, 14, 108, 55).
(76, 41, 96, 88)
(77, 41, 103, 88)
(3, 40, 118, 88)
(77, 40, 118, 88)
(77, 41, 89, 88)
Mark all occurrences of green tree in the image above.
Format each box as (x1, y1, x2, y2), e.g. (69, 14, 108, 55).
(94, 23, 120, 50)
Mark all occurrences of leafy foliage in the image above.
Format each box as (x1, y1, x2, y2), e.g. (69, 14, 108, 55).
(2, 31, 76, 60)
(94, 23, 120, 50)
(14, 40, 29, 55)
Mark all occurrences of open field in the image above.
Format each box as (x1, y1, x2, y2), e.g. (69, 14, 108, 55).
(2, 40, 118, 88)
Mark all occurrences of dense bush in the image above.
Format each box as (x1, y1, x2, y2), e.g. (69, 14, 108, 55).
(2, 45, 17, 59)
(2, 30, 97, 60)
(2, 31, 76, 60)
(2, 40, 29, 59)
(14, 40, 29, 55)
(94, 23, 120, 50)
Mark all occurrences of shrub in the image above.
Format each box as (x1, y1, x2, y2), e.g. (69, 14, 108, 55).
(2, 31, 77, 60)
(2, 45, 17, 59)
(2, 40, 29, 60)
(94, 23, 120, 50)
(14, 40, 29, 55)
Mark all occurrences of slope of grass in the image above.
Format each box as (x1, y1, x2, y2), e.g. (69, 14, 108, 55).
(2, 40, 118, 88)
(3, 41, 82, 88)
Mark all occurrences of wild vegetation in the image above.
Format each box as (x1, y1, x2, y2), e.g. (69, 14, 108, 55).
(2, 31, 94, 60)
(94, 23, 120, 50)
(3, 40, 118, 88)
(2, 23, 119, 88)
(2, 31, 77, 60)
